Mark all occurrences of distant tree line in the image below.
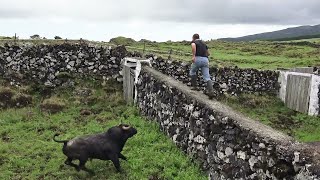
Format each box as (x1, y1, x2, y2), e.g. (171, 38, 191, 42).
(0, 36, 12, 40)
(54, 36, 62, 40)
(29, 34, 64, 40)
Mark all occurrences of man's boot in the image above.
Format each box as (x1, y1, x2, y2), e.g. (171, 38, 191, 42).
(191, 75, 198, 90)
(206, 80, 215, 99)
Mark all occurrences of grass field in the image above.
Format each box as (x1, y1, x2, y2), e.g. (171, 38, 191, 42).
(127, 40, 320, 69)
(288, 38, 320, 43)
(0, 78, 206, 180)
(222, 94, 320, 142)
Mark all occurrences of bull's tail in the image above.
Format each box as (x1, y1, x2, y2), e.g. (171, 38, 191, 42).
(53, 133, 68, 144)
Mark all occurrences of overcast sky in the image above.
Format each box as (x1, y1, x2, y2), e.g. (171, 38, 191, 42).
(0, 0, 319, 41)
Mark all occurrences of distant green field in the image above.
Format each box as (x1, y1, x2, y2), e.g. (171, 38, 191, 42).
(288, 38, 320, 43)
(127, 40, 320, 69)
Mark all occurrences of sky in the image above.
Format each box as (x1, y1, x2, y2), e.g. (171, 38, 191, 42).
(0, 0, 319, 42)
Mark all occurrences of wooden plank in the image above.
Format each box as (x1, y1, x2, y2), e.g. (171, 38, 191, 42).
(285, 75, 311, 113)
(127, 69, 135, 105)
(123, 65, 135, 105)
(290, 67, 314, 74)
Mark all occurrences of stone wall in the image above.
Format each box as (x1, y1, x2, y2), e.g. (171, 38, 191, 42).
(0, 43, 128, 87)
(151, 57, 279, 96)
(317, 78, 320, 115)
(137, 66, 320, 180)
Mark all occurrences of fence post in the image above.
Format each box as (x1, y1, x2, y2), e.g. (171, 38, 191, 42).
(143, 41, 146, 55)
(14, 33, 17, 44)
(168, 49, 172, 60)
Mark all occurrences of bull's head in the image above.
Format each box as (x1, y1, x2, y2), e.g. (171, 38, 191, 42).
(106, 124, 138, 142)
(119, 124, 137, 138)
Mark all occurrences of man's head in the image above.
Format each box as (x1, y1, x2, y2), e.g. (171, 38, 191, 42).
(192, 34, 200, 41)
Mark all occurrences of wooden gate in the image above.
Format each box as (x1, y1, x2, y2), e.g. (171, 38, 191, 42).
(285, 74, 311, 113)
(123, 65, 135, 105)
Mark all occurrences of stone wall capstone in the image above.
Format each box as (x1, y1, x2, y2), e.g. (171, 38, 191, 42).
(151, 56, 280, 96)
(137, 66, 320, 179)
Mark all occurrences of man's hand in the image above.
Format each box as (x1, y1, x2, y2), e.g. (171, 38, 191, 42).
(192, 56, 196, 63)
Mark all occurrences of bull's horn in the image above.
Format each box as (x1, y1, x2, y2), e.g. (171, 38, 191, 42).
(122, 125, 131, 130)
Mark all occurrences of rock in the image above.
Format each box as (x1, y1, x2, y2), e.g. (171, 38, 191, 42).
(44, 81, 54, 87)
(225, 147, 233, 156)
(80, 109, 92, 116)
(6, 57, 12, 62)
(78, 53, 85, 58)
(69, 61, 75, 67)
(237, 151, 246, 160)
(259, 143, 266, 149)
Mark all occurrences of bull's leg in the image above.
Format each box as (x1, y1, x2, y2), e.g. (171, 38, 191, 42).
(78, 157, 95, 175)
(64, 157, 79, 169)
(110, 154, 121, 172)
(118, 153, 127, 161)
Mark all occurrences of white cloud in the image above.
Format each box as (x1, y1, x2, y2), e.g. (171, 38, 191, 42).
(0, 0, 318, 41)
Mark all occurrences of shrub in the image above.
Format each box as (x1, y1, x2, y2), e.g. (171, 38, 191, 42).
(12, 93, 33, 108)
(40, 97, 66, 113)
(30, 34, 40, 39)
(109, 36, 136, 45)
(54, 36, 62, 40)
(0, 87, 15, 108)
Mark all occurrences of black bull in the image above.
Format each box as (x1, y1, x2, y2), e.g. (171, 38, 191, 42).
(53, 124, 137, 174)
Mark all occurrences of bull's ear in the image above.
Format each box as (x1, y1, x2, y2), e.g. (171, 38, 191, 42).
(122, 125, 131, 130)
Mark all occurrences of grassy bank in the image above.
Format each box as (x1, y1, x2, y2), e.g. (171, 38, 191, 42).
(0, 79, 206, 180)
(222, 94, 320, 142)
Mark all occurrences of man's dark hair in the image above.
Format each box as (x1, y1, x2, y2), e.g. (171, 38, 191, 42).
(193, 34, 200, 40)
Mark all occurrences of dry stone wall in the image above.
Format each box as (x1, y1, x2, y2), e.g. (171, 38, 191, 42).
(137, 67, 320, 180)
(0, 43, 128, 87)
(151, 57, 279, 96)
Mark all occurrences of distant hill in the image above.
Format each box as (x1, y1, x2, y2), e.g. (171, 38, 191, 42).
(267, 34, 320, 41)
(219, 24, 320, 42)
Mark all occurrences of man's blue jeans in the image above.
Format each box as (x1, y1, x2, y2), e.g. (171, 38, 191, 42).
(189, 56, 211, 82)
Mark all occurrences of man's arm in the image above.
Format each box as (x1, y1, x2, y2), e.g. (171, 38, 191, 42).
(206, 45, 210, 57)
(191, 43, 196, 62)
